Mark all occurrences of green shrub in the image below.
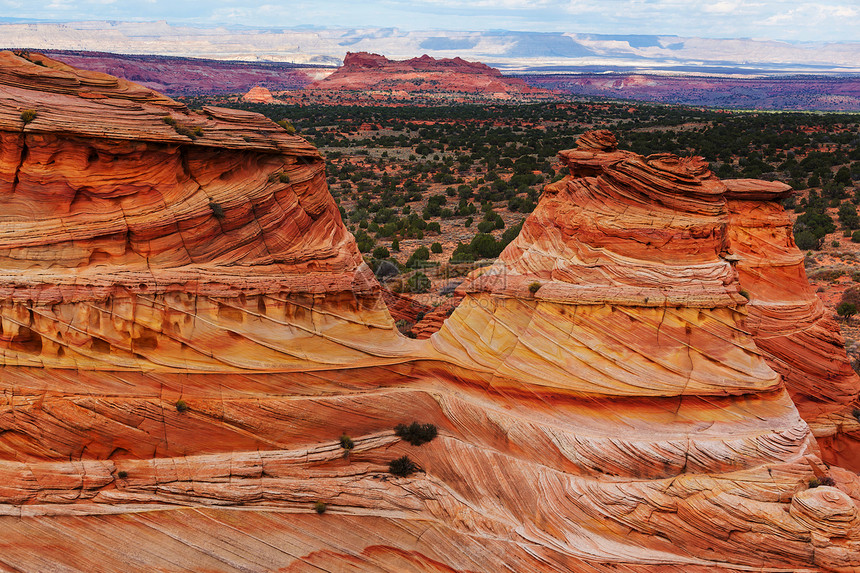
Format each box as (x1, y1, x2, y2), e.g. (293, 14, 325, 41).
(173, 125, 200, 139)
(852, 231, 860, 243)
(430, 242, 443, 254)
(175, 399, 189, 413)
(279, 173, 291, 184)
(339, 434, 354, 450)
(277, 120, 296, 134)
(20, 109, 36, 124)
(837, 302, 857, 319)
(388, 455, 418, 477)
(839, 202, 859, 229)
(372, 246, 390, 259)
(313, 501, 327, 514)
(395, 422, 438, 446)
(808, 476, 836, 488)
(528, 281, 541, 295)
(406, 272, 431, 293)
(795, 229, 819, 250)
(117, 470, 128, 479)
(738, 289, 750, 300)
(162, 116, 176, 126)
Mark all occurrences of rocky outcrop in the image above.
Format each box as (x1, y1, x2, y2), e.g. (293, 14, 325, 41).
(241, 85, 275, 103)
(0, 54, 859, 572)
(724, 180, 860, 467)
(309, 51, 549, 97)
(430, 129, 860, 570)
(0, 50, 414, 373)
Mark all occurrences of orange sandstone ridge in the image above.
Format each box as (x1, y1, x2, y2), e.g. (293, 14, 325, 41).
(0, 53, 859, 572)
(309, 51, 549, 98)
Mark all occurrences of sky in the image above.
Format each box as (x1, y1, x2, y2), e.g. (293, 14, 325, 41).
(0, 0, 858, 42)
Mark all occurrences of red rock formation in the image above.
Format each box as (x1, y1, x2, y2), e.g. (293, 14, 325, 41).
(413, 295, 463, 339)
(241, 85, 275, 103)
(309, 51, 549, 98)
(725, 180, 860, 467)
(381, 287, 431, 323)
(0, 49, 413, 373)
(0, 54, 859, 572)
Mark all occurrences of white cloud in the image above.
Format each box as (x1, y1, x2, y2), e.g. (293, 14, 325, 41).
(0, 0, 858, 41)
(702, 1, 743, 14)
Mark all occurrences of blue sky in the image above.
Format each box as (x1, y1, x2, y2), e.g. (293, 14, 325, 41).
(0, 0, 857, 42)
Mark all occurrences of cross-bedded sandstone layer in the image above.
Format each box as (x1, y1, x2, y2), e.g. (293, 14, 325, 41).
(0, 54, 859, 572)
(0, 49, 414, 374)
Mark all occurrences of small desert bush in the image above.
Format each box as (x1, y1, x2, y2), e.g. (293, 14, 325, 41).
(279, 173, 291, 184)
(117, 470, 128, 479)
(313, 501, 327, 514)
(175, 399, 189, 413)
(837, 302, 857, 319)
(388, 455, 418, 477)
(339, 434, 354, 450)
(277, 120, 296, 134)
(20, 109, 37, 124)
(808, 476, 836, 488)
(395, 422, 438, 446)
(528, 281, 541, 295)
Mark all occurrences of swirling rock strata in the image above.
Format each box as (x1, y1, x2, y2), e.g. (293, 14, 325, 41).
(0, 50, 413, 372)
(0, 55, 859, 573)
(725, 182, 860, 468)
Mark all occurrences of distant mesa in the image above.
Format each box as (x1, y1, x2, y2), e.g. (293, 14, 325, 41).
(309, 51, 552, 99)
(35, 50, 323, 96)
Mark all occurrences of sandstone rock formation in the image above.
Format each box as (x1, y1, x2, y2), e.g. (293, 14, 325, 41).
(242, 85, 275, 103)
(0, 53, 859, 572)
(724, 180, 860, 468)
(309, 51, 549, 98)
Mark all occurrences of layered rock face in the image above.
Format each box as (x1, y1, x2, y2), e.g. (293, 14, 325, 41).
(241, 85, 276, 103)
(431, 129, 860, 570)
(0, 54, 859, 572)
(309, 51, 548, 96)
(724, 182, 860, 467)
(0, 50, 412, 376)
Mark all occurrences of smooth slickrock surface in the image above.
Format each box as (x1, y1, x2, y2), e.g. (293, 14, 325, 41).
(0, 54, 859, 572)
